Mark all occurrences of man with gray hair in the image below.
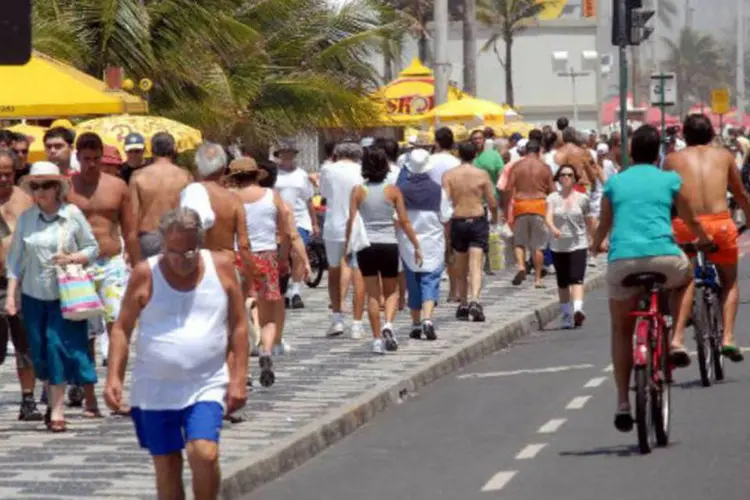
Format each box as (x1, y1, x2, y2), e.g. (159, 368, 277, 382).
(105, 207, 249, 500)
(181, 142, 254, 287)
(130, 132, 193, 259)
(319, 141, 366, 338)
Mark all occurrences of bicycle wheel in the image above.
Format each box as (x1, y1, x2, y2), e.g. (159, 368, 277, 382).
(305, 243, 325, 288)
(652, 318, 671, 447)
(635, 365, 652, 454)
(693, 289, 712, 387)
(708, 289, 725, 382)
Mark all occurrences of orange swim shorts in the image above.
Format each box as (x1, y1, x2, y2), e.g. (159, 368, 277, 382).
(672, 211, 738, 265)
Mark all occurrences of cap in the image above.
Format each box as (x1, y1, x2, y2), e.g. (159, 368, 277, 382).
(101, 145, 123, 166)
(596, 143, 609, 155)
(517, 138, 529, 150)
(510, 132, 523, 142)
(407, 148, 431, 173)
(124, 132, 146, 152)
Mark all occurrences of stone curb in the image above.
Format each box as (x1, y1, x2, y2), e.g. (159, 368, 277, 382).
(218, 272, 607, 499)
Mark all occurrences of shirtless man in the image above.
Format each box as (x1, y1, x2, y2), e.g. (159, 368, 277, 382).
(443, 141, 497, 322)
(506, 140, 555, 287)
(665, 113, 750, 364)
(69, 132, 140, 416)
(130, 132, 192, 259)
(0, 151, 43, 421)
(554, 127, 601, 195)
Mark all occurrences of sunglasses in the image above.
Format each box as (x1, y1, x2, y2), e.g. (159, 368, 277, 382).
(29, 181, 58, 191)
(166, 248, 200, 261)
(558, 173, 575, 178)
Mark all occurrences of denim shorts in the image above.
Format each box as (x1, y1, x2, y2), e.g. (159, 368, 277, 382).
(131, 401, 224, 456)
(405, 265, 443, 310)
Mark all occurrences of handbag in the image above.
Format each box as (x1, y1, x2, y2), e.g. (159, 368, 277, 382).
(348, 213, 370, 254)
(55, 207, 104, 321)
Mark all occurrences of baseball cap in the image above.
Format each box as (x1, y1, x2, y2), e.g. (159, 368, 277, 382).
(596, 143, 609, 155)
(124, 132, 146, 152)
(517, 138, 529, 150)
(510, 132, 523, 142)
(101, 145, 123, 166)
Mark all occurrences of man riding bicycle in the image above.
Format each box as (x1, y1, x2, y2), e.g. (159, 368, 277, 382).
(591, 125, 712, 432)
(664, 114, 750, 363)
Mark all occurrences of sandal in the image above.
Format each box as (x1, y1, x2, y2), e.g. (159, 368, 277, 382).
(111, 405, 131, 417)
(669, 346, 691, 368)
(721, 344, 744, 363)
(83, 407, 103, 419)
(47, 419, 67, 433)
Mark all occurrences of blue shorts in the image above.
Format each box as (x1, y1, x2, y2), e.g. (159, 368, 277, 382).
(297, 227, 311, 246)
(131, 401, 224, 456)
(405, 265, 442, 311)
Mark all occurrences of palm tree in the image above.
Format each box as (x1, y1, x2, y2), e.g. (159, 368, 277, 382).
(477, 0, 549, 107)
(32, 0, 392, 148)
(662, 28, 727, 117)
(463, 0, 478, 95)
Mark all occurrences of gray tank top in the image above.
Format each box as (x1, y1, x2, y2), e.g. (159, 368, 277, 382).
(359, 182, 396, 244)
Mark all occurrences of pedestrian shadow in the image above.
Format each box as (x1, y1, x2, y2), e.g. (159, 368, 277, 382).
(672, 378, 738, 390)
(558, 444, 640, 458)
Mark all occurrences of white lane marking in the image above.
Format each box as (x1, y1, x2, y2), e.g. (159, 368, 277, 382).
(457, 364, 594, 380)
(584, 376, 607, 388)
(566, 395, 592, 410)
(515, 443, 547, 460)
(603, 364, 614, 372)
(538, 418, 566, 433)
(481, 470, 517, 492)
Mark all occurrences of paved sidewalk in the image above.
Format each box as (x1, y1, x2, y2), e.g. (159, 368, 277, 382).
(0, 261, 605, 499)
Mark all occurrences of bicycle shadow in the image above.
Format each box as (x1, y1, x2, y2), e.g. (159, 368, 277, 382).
(672, 378, 738, 390)
(558, 444, 641, 458)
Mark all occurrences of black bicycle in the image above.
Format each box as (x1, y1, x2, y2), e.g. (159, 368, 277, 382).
(305, 236, 327, 288)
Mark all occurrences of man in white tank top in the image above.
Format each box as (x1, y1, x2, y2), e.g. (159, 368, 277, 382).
(104, 208, 249, 500)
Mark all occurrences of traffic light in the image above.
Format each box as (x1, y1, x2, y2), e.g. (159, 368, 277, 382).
(0, 1, 31, 65)
(611, 0, 656, 47)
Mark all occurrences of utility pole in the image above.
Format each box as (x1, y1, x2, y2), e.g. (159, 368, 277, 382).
(738, 0, 746, 118)
(434, 0, 450, 106)
(618, 0, 630, 168)
(463, 0, 477, 95)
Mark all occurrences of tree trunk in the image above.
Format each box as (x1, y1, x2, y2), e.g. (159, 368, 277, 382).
(418, 35, 432, 65)
(462, 0, 477, 95)
(383, 49, 394, 82)
(505, 36, 514, 106)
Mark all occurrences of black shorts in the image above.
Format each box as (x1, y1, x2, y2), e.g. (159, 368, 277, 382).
(450, 216, 489, 253)
(551, 249, 587, 288)
(0, 278, 30, 366)
(357, 243, 400, 278)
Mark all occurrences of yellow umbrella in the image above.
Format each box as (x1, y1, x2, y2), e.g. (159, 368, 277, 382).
(75, 115, 202, 156)
(496, 122, 536, 138)
(0, 52, 147, 118)
(7, 124, 47, 163)
(425, 97, 507, 125)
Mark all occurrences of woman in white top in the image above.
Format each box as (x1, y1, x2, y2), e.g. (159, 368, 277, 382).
(229, 158, 293, 388)
(544, 164, 596, 329)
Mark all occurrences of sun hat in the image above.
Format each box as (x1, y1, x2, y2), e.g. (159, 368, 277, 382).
(407, 148, 431, 173)
(20, 161, 70, 196)
(101, 145, 123, 166)
(228, 157, 268, 181)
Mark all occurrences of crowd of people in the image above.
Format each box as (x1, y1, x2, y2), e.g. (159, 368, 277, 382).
(0, 111, 746, 498)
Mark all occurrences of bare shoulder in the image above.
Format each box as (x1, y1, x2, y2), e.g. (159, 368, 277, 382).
(11, 186, 32, 206)
(103, 173, 128, 193)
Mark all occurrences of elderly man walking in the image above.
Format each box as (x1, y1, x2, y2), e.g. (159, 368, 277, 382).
(104, 208, 249, 500)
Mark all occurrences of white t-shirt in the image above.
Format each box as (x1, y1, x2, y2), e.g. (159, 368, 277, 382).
(546, 191, 591, 252)
(602, 159, 618, 181)
(425, 151, 460, 185)
(319, 160, 364, 242)
(276, 167, 315, 231)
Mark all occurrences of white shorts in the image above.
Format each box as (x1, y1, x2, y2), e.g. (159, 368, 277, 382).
(324, 240, 358, 269)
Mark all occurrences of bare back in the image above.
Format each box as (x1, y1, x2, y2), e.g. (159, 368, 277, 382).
(131, 161, 192, 233)
(664, 145, 737, 215)
(0, 187, 32, 256)
(508, 156, 555, 200)
(201, 181, 247, 254)
(555, 143, 593, 184)
(443, 164, 493, 218)
(70, 173, 130, 258)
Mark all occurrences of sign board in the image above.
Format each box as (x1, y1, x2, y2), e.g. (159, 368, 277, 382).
(710, 88, 731, 115)
(583, 0, 597, 18)
(649, 73, 676, 107)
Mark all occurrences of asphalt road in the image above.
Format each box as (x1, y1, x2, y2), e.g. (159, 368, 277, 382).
(247, 259, 750, 500)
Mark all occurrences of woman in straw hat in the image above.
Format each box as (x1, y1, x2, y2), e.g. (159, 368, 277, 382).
(6, 162, 99, 432)
(229, 158, 294, 388)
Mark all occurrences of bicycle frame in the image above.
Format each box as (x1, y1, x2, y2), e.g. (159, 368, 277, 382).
(629, 286, 668, 380)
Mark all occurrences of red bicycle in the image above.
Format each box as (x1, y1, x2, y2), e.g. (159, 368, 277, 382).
(622, 272, 671, 454)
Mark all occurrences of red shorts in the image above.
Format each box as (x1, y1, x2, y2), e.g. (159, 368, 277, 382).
(672, 211, 738, 265)
(235, 251, 282, 301)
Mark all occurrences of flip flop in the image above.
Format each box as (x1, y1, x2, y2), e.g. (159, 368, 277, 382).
(47, 420, 67, 433)
(512, 270, 526, 286)
(83, 407, 103, 419)
(614, 407, 633, 433)
(721, 344, 744, 363)
(669, 347, 691, 368)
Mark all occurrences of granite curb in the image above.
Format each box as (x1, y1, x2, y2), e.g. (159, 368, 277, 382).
(215, 270, 607, 499)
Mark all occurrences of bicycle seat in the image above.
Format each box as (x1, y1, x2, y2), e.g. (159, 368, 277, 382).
(621, 272, 667, 288)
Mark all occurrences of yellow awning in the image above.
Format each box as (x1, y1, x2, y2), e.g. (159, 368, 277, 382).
(0, 52, 148, 119)
(425, 97, 508, 125)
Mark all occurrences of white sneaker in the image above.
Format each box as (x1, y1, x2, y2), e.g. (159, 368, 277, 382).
(350, 322, 365, 340)
(272, 340, 292, 356)
(6, 340, 14, 356)
(372, 338, 385, 355)
(326, 319, 345, 337)
(561, 312, 574, 329)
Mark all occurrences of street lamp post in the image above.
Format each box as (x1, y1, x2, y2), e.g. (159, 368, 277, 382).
(552, 51, 599, 129)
